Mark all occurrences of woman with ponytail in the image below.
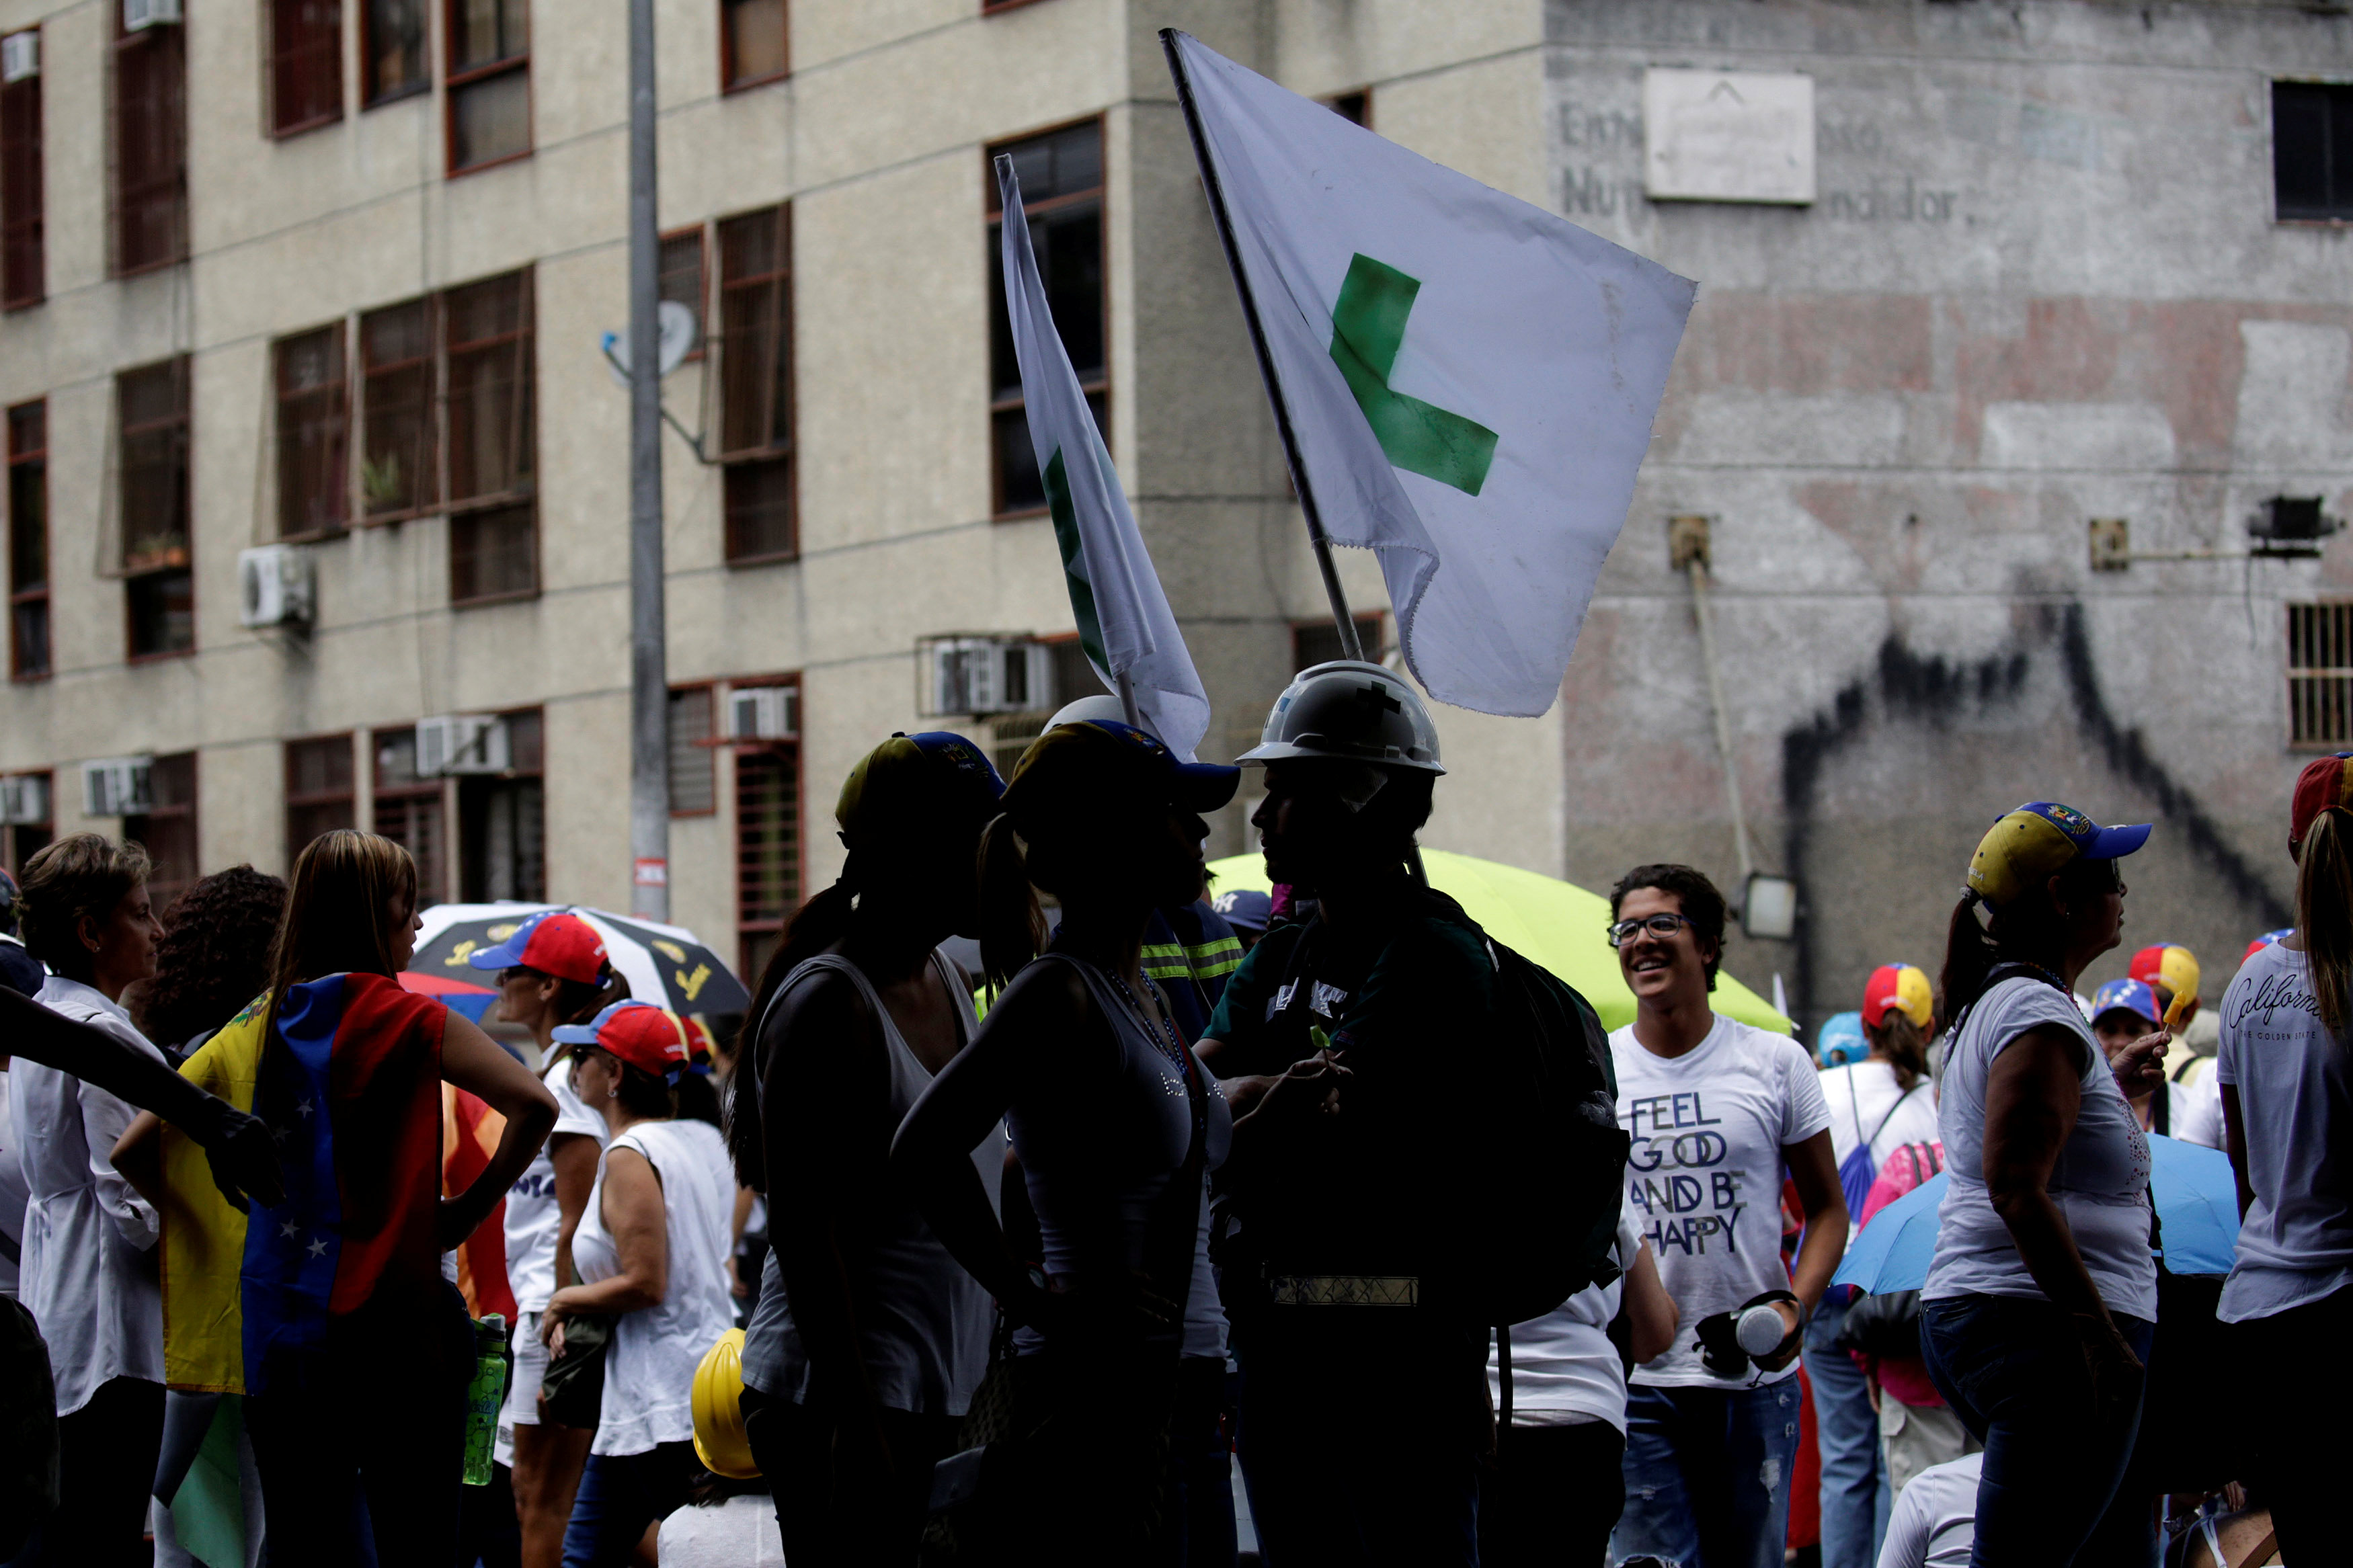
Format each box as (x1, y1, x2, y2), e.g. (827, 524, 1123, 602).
(731, 732, 1008, 1566)
(891, 720, 1240, 1565)
(2215, 755, 2353, 1561)
(463, 910, 629, 1568)
(1918, 803, 2168, 1568)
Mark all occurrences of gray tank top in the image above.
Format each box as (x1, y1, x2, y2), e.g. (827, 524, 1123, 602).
(1008, 953, 1231, 1360)
(739, 950, 1004, 1415)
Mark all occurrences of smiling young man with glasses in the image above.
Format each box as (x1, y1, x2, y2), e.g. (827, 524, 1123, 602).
(1603, 862, 1847, 1568)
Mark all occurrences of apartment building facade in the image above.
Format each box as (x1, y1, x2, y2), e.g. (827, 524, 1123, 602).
(0, 0, 2349, 1022)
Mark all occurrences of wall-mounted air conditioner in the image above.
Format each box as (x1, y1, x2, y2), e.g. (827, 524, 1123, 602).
(239, 544, 316, 628)
(415, 715, 510, 777)
(728, 685, 799, 741)
(1, 32, 40, 83)
(0, 774, 46, 825)
(918, 636, 1054, 717)
(122, 0, 182, 32)
(83, 757, 153, 817)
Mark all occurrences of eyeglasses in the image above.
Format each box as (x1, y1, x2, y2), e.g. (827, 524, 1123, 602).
(1607, 913, 1697, 948)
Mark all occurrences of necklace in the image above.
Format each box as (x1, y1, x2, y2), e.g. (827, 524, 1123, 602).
(1109, 970, 1189, 1072)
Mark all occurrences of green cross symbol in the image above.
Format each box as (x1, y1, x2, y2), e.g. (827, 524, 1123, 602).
(1328, 254, 1498, 497)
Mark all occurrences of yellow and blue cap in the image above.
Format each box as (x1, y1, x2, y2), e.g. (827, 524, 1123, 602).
(1966, 802, 2150, 907)
(836, 731, 1004, 843)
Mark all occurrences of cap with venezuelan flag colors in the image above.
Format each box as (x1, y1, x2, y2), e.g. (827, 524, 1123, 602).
(553, 999, 692, 1082)
(2089, 977, 2160, 1028)
(1862, 963, 1934, 1031)
(2290, 751, 2353, 856)
(465, 910, 608, 985)
(1003, 720, 1240, 830)
(1965, 802, 2151, 907)
(836, 732, 1005, 843)
(2245, 927, 2294, 963)
(2127, 943, 2200, 1006)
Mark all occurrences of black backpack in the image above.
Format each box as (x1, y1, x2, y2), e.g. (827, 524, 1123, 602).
(1413, 893, 1632, 1327)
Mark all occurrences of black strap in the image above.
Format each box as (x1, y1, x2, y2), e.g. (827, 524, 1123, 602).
(1497, 1324, 1512, 1429)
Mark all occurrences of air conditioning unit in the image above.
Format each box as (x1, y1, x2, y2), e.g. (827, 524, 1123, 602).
(1, 32, 40, 83)
(83, 757, 153, 817)
(238, 544, 316, 628)
(920, 637, 1054, 717)
(122, 0, 182, 31)
(415, 714, 510, 777)
(728, 685, 799, 741)
(0, 774, 46, 825)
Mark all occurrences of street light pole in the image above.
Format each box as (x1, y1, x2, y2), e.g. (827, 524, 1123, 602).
(627, 0, 670, 921)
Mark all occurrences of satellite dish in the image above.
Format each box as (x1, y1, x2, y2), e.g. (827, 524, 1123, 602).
(600, 300, 698, 386)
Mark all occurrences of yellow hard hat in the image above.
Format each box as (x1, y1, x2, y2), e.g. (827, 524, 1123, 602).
(691, 1329, 761, 1480)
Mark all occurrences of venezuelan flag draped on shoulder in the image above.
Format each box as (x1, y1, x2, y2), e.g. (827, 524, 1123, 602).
(159, 972, 448, 1393)
(1164, 32, 1696, 718)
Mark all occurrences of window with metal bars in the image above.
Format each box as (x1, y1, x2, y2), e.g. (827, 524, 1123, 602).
(112, 11, 187, 275)
(458, 708, 543, 902)
(374, 725, 448, 907)
(733, 682, 800, 983)
(2, 38, 42, 308)
(717, 204, 794, 563)
(126, 751, 198, 914)
(271, 0, 344, 136)
(2290, 602, 2353, 747)
(721, 0, 786, 91)
(669, 684, 717, 816)
(285, 734, 357, 856)
(276, 324, 348, 538)
(446, 0, 530, 173)
(9, 400, 46, 681)
(120, 357, 194, 659)
(987, 120, 1105, 517)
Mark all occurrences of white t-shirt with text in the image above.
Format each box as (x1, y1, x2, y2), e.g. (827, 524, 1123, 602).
(1611, 1014, 1831, 1389)
(503, 1054, 610, 1314)
(1925, 975, 2155, 1321)
(2216, 942, 2353, 1322)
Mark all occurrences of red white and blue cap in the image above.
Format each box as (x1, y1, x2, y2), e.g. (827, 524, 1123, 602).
(553, 999, 692, 1082)
(466, 910, 608, 985)
(2089, 978, 2159, 1026)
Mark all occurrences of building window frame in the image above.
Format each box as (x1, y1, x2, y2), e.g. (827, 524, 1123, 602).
(718, 0, 788, 93)
(275, 321, 351, 540)
(979, 0, 1053, 15)
(373, 723, 449, 907)
(443, 0, 532, 177)
(8, 399, 47, 682)
(444, 267, 538, 604)
(715, 203, 796, 566)
(2273, 79, 2353, 224)
(111, 5, 189, 277)
(2288, 600, 2353, 747)
(456, 705, 544, 903)
(729, 671, 802, 983)
(1, 768, 53, 874)
(126, 749, 198, 915)
(362, 0, 431, 108)
(119, 355, 196, 663)
(1, 29, 44, 310)
(985, 115, 1107, 521)
(668, 682, 718, 818)
(661, 224, 708, 364)
(269, 0, 347, 138)
(284, 732, 358, 858)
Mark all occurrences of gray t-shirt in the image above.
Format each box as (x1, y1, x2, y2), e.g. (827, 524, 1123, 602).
(1924, 975, 2155, 1320)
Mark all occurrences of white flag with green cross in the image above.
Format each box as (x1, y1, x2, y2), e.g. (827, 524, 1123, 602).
(1168, 32, 1698, 718)
(996, 156, 1212, 761)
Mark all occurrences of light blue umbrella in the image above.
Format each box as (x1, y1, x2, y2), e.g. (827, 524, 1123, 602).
(1833, 1134, 2241, 1292)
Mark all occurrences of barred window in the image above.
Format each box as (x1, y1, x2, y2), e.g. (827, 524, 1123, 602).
(126, 751, 198, 913)
(733, 680, 800, 982)
(374, 725, 447, 907)
(2, 36, 43, 308)
(668, 684, 717, 816)
(717, 204, 793, 563)
(271, 0, 344, 136)
(2289, 602, 2353, 747)
(286, 734, 356, 854)
(276, 324, 349, 537)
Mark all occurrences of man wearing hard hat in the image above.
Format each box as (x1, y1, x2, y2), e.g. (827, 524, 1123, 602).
(1195, 660, 1488, 1561)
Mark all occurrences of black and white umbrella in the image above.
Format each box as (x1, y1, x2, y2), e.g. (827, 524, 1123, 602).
(410, 903, 752, 1018)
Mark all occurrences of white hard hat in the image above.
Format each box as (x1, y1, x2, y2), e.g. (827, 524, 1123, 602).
(1239, 661, 1443, 774)
(1045, 694, 1131, 730)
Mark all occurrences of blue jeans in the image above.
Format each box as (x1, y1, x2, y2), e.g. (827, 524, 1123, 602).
(1611, 1380, 1801, 1568)
(1919, 1294, 2155, 1568)
(1805, 1294, 1890, 1568)
(558, 1440, 700, 1568)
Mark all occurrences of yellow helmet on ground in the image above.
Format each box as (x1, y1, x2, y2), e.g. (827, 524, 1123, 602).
(691, 1328, 761, 1480)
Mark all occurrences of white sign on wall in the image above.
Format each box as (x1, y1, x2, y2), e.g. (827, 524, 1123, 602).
(1642, 69, 1815, 205)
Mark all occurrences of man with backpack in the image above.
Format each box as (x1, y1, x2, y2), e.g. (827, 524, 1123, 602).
(1199, 660, 1625, 1565)
(1605, 864, 1847, 1568)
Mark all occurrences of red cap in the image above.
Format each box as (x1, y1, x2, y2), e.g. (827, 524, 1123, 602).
(1862, 963, 1933, 1030)
(2291, 753, 2353, 854)
(467, 910, 608, 985)
(556, 1000, 691, 1079)
(681, 1014, 715, 1065)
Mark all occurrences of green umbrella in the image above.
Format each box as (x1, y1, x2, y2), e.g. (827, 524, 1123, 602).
(1205, 847, 1793, 1035)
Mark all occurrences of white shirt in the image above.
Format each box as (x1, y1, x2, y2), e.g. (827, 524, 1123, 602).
(1876, 1452, 1981, 1568)
(15, 976, 167, 1411)
(657, 1494, 785, 1566)
(1485, 1209, 1639, 1433)
(1925, 976, 2156, 1321)
(2171, 1057, 2223, 1151)
(2216, 942, 2353, 1322)
(503, 1055, 610, 1314)
(1821, 1059, 1939, 1174)
(1611, 1014, 1831, 1388)
(572, 1118, 739, 1456)
(0, 1066, 29, 1298)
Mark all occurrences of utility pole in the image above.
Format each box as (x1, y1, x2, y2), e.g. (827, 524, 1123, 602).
(627, 0, 670, 921)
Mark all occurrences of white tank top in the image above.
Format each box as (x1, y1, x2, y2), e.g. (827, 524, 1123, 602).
(737, 950, 1005, 1416)
(1008, 953, 1231, 1360)
(571, 1117, 739, 1456)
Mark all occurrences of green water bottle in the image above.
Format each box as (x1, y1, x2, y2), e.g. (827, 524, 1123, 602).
(463, 1314, 510, 1486)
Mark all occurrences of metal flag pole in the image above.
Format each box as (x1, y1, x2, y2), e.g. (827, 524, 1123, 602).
(626, 0, 670, 921)
(1113, 668, 1145, 731)
(1162, 29, 1362, 666)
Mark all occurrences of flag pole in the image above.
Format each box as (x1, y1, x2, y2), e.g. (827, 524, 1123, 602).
(1113, 668, 1144, 731)
(1162, 28, 1363, 665)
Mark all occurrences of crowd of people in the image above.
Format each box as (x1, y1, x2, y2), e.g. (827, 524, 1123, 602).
(0, 665, 2345, 1568)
